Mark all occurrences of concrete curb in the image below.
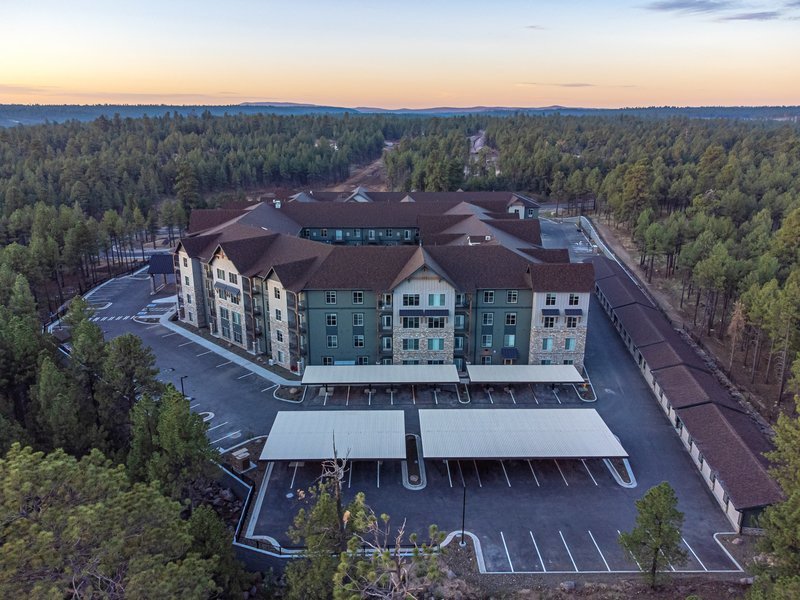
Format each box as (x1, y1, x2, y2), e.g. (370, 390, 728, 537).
(157, 308, 300, 387)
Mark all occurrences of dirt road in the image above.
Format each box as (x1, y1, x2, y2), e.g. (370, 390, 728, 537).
(323, 155, 388, 192)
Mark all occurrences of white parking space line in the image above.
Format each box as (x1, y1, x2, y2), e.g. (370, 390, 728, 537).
(261, 385, 276, 393)
(581, 459, 598, 486)
(457, 461, 466, 488)
(559, 530, 578, 571)
(499, 460, 511, 487)
(290, 464, 299, 489)
(500, 531, 514, 572)
(348, 463, 354, 489)
(215, 361, 233, 368)
(376, 461, 381, 488)
(161, 331, 177, 338)
(196, 350, 213, 356)
(527, 460, 540, 487)
(190, 403, 200, 409)
(529, 384, 539, 405)
(444, 460, 453, 488)
(237, 372, 254, 379)
(178, 341, 194, 347)
(210, 430, 241, 445)
(588, 530, 611, 571)
(529, 531, 546, 572)
(473, 460, 482, 488)
(618, 529, 643, 571)
(554, 460, 569, 486)
(123, 316, 131, 320)
(207, 421, 229, 432)
(682, 538, 708, 571)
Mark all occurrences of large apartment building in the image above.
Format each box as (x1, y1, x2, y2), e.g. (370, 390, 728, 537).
(173, 190, 594, 373)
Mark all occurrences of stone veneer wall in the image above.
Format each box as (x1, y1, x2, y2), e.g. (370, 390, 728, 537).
(528, 326, 587, 370)
(392, 324, 455, 364)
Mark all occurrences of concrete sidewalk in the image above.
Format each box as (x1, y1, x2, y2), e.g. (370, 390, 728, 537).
(158, 309, 301, 387)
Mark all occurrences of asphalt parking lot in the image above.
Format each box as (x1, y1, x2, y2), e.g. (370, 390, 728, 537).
(86, 221, 744, 576)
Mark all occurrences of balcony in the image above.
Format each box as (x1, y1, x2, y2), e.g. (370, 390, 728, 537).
(253, 306, 262, 316)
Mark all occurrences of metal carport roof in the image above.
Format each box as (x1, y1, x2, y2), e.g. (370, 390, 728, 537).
(301, 364, 460, 386)
(466, 365, 584, 384)
(419, 408, 627, 459)
(259, 410, 406, 461)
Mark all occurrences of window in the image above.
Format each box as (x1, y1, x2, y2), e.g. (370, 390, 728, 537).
(277, 350, 285, 363)
(382, 336, 392, 350)
(402, 316, 420, 329)
(563, 359, 574, 365)
(545, 293, 557, 306)
(382, 358, 393, 365)
(565, 337, 576, 351)
(186, 293, 192, 305)
(482, 313, 494, 326)
(325, 291, 337, 304)
(428, 293, 445, 307)
(183, 257, 188, 267)
(403, 359, 420, 365)
(543, 316, 557, 328)
(368, 229, 376, 240)
(276, 330, 283, 343)
(483, 291, 495, 304)
(481, 334, 493, 348)
(184, 275, 190, 286)
(353, 335, 365, 348)
(354, 229, 361, 238)
(527, 208, 535, 217)
(402, 338, 420, 351)
(326, 313, 337, 327)
(507, 290, 518, 304)
(428, 338, 444, 351)
(381, 314, 392, 329)
(353, 313, 364, 327)
(357, 356, 369, 365)
(323, 356, 333, 366)
(504, 358, 515, 365)
(404, 229, 412, 240)
(216, 268, 225, 280)
(229, 272, 238, 285)
(566, 316, 581, 328)
(230, 292, 240, 305)
(321, 228, 328, 237)
(454, 314, 465, 329)
(503, 334, 516, 347)
(481, 355, 492, 365)
(232, 312, 242, 343)
(428, 316, 445, 329)
(385, 229, 393, 237)
(335, 229, 343, 241)
(505, 312, 516, 326)
(219, 307, 230, 339)
(352, 291, 364, 304)
(454, 336, 464, 350)
(326, 335, 338, 348)
(542, 337, 554, 351)
(274, 287, 281, 299)
(569, 293, 580, 306)
(428, 359, 444, 365)
(455, 293, 466, 306)
(454, 358, 465, 370)
(188, 311, 193, 322)
(540, 359, 552, 365)
(275, 309, 282, 322)
(382, 293, 392, 306)
(402, 294, 420, 306)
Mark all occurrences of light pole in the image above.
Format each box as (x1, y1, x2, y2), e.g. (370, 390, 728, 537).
(460, 484, 467, 547)
(179, 375, 188, 399)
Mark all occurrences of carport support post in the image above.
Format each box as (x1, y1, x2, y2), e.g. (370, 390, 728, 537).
(460, 485, 467, 547)
(179, 375, 188, 399)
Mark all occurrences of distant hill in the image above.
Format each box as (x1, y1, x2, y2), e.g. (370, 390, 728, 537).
(1, 103, 799, 127)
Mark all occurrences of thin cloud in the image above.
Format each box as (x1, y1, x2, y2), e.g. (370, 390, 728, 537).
(524, 24, 548, 30)
(717, 10, 783, 19)
(644, 0, 735, 14)
(0, 83, 59, 95)
(786, 0, 800, 6)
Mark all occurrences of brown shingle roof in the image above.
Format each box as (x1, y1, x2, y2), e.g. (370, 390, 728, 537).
(520, 248, 571, 263)
(187, 208, 247, 234)
(596, 275, 653, 309)
(530, 263, 595, 292)
(305, 246, 420, 292)
(584, 256, 624, 281)
(652, 365, 745, 413)
(615, 303, 675, 348)
(485, 218, 543, 246)
(676, 403, 782, 509)
(639, 335, 709, 373)
(425, 245, 536, 290)
(280, 201, 459, 228)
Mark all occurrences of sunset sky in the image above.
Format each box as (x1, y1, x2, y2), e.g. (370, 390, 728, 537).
(1, 0, 799, 108)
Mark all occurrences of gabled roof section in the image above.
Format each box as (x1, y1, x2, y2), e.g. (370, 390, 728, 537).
(584, 256, 623, 281)
(653, 365, 745, 413)
(639, 334, 709, 373)
(483, 218, 543, 247)
(520, 248, 571, 263)
(614, 303, 675, 349)
(305, 246, 420, 292)
(530, 263, 595, 292)
(596, 274, 653, 309)
(236, 202, 303, 235)
(187, 208, 248, 234)
(425, 245, 535, 290)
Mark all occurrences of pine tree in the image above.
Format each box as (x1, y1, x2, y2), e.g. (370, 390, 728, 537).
(619, 482, 687, 588)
